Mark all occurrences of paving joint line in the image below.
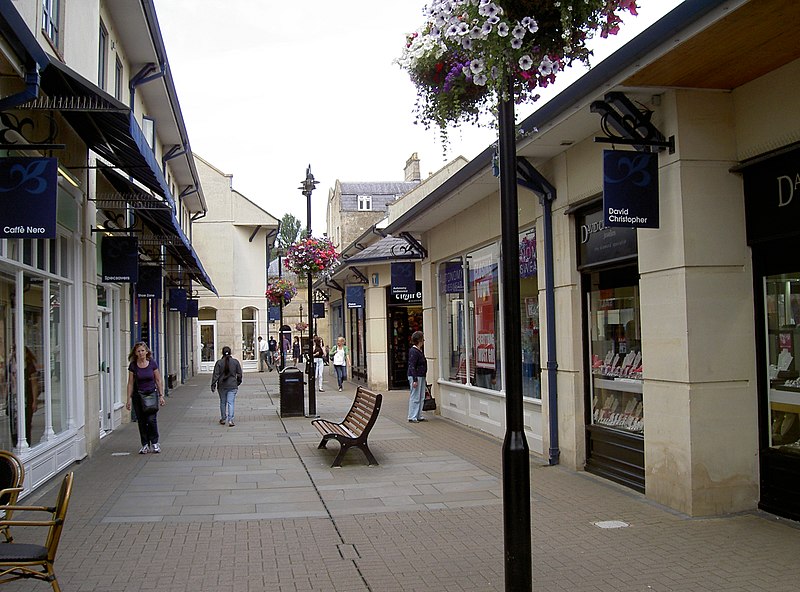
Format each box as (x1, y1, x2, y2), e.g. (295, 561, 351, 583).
(278, 413, 373, 592)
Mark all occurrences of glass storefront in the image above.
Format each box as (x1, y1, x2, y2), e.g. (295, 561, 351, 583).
(764, 273, 800, 451)
(0, 236, 73, 451)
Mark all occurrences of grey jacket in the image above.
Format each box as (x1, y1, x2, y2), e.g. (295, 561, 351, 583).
(211, 356, 242, 392)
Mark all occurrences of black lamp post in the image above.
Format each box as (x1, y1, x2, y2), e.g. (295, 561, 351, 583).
(299, 165, 319, 417)
(498, 80, 532, 590)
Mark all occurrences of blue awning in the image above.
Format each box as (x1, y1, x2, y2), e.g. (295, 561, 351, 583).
(99, 166, 216, 294)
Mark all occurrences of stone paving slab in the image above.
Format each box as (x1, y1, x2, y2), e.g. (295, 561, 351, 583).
(4, 370, 800, 591)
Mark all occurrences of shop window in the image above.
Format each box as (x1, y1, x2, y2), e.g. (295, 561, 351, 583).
(587, 272, 643, 434)
(439, 257, 466, 383)
(467, 244, 502, 391)
(519, 229, 540, 399)
(241, 307, 257, 361)
(764, 273, 800, 450)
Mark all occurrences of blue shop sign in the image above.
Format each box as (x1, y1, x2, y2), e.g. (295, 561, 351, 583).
(0, 157, 58, 239)
(346, 285, 365, 309)
(602, 150, 659, 229)
(391, 262, 416, 295)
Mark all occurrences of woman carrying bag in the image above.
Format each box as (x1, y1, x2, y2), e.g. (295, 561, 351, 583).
(211, 346, 243, 427)
(125, 342, 165, 454)
(329, 336, 351, 392)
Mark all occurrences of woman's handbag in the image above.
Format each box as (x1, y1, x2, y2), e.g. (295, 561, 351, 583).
(423, 385, 437, 411)
(139, 391, 160, 415)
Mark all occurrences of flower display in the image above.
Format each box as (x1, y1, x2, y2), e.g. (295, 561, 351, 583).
(265, 277, 297, 306)
(284, 236, 340, 277)
(396, 0, 638, 131)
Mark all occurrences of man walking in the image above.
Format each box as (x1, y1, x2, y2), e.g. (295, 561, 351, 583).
(258, 336, 269, 372)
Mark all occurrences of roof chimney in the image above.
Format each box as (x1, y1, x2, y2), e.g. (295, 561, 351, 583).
(404, 152, 421, 182)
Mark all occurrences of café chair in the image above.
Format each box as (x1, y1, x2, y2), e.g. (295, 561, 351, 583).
(0, 472, 73, 591)
(0, 450, 25, 543)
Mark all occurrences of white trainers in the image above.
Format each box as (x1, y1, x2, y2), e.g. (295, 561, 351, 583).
(151, 443, 161, 453)
(138, 444, 149, 454)
(319, 387, 325, 392)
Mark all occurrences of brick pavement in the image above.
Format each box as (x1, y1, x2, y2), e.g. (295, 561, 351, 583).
(6, 369, 800, 591)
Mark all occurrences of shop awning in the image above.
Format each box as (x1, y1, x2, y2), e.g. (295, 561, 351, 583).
(32, 56, 174, 204)
(99, 166, 216, 294)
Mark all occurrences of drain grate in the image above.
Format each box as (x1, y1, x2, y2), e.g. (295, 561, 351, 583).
(593, 520, 629, 529)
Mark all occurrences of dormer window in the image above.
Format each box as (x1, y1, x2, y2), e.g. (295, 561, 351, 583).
(357, 195, 372, 211)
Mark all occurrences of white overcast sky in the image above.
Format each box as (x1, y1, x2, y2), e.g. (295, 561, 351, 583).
(152, 1, 683, 233)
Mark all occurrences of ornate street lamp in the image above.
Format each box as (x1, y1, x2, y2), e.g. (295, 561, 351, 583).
(299, 165, 319, 416)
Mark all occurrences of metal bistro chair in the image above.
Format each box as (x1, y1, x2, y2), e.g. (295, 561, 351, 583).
(0, 472, 74, 591)
(0, 450, 25, 543)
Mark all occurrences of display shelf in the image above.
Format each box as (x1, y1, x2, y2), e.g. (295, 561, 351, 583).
(770, 388, 800, 407)
(593, 377, 642, 394)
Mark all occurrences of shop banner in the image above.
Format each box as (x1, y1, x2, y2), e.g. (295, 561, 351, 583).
(0, 157, 58, 239)
(578, 207, 637, 268)
(136, 265, 162, 299)
(168, 288, 187, 313)
(312, 303, 325, 319)
(346, 285, 364, 309)
(602, 150, 659, 229)
(389, 281, 422, 305)
(443, 261, 463, 293)
(268, 305, 280, 322)
(391, 262, 416, 295)
(520, 231, 537, 278)
(743, 146, 800, 244)
(186, 300, 199, 318)
(101, 236, 138, 283)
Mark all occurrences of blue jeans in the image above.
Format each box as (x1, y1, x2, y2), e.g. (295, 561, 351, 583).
(334, 365, 347, 388)
(219, 388, 237, 422)
(408, 376, 426, 420)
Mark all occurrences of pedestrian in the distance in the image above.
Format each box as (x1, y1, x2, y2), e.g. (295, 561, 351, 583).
(313, 336, 325, 392)
(292, 336, 301, 366)
(258, 336, 269, 372)
(125, 341, 165, 453)
(407, 331, 427, 423)
(329, 336, 351, 392)
(211, 346, 242, 427)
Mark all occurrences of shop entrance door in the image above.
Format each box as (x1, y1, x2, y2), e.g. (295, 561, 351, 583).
(198, 321, 217, 373)
(98, 310, 114, 435)
(388, 306, 423, 390)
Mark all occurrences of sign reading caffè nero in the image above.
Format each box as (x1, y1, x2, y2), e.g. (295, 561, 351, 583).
(0, 157, 58, 239)
(743, 146, 800, 244)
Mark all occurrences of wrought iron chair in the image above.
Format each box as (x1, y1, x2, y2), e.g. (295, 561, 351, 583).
(0, 471, 73, 591)
(0, 450, 25, 543)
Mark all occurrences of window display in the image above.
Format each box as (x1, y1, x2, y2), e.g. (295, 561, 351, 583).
(764, 273, 800, 452)
(588, 282, 643, 434)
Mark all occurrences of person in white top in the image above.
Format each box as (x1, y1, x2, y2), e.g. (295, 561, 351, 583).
(258, 336, 269, 372)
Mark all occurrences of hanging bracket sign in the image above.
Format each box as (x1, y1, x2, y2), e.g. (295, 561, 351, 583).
(602, 150, 659, 229)
(0, 157, 58, 239)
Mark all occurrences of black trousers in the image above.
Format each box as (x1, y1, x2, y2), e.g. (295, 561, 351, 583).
(132, 392, 159, 446)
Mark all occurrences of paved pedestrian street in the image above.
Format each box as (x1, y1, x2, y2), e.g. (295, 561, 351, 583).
(8, 372, 800, 591)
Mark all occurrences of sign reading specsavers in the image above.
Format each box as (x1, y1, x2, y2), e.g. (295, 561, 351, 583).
(0, 157, 58, 239)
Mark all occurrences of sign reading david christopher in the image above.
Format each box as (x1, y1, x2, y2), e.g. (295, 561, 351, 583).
(602, 150, 659, 229)
(0, 157, 58, 239)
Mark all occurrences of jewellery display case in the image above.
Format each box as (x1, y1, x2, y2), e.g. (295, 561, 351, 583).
(588, 285, 643, 435)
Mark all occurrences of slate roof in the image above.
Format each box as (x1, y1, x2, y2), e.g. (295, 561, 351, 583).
(340, 181, 418, 197)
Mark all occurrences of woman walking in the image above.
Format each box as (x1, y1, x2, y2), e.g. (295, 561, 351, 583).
(125, 342, 165, 453)
(313, 336, 326, 392)
(407, 331, 427, 423)
(211, 346, 243, 427)
(329, 336, 351, 392)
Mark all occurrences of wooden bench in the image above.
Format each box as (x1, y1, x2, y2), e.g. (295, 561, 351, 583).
(312, 386, 382, 467)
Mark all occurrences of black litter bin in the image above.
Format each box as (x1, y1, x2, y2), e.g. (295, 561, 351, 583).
(279, 366, 304, 417)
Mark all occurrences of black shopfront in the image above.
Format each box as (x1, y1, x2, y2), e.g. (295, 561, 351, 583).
(577, 203, 645, 493)
(743, 144, 800, 521)
(387, 281, 423, 390)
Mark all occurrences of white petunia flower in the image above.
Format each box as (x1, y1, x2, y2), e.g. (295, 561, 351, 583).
(512, 25, 526, 39)
(481, 22, 493, 35)
(474, 73, 488, 86)
(487, 15, 500, 25)
(497, 22, 509, 37)
(519, 55, 533, 70)
(511, 38, 523, 50)
(538, 56, 554, 76)
(470, 58, 485, 74)
(462, 38, 473, 50)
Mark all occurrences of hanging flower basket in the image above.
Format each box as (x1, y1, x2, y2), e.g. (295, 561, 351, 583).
(284, 236, 340, 277)
(396, 0, 638, 133)
(295, 322, 309, 333)
(265, 277, 297, 307)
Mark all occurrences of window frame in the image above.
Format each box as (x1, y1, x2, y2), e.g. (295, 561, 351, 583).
(142, 116, 155, 150)
(98, 21, 108, 90)
(42, 0, 61, 50)
(357, 194, 372, 212)
(114, 56, 124, 101)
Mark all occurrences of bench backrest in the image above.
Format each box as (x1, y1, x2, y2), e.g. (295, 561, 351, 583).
(342, 387, 382, 438)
